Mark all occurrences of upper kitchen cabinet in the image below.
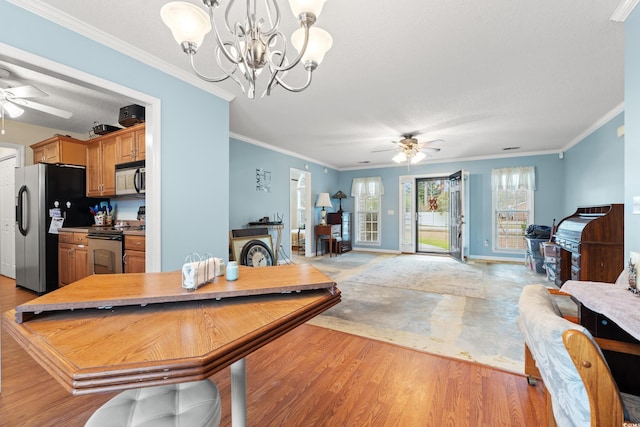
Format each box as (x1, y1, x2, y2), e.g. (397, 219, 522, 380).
(86, 136, 117, 197)
(116, 123, 146, 164)
(31, 135, 87, 166)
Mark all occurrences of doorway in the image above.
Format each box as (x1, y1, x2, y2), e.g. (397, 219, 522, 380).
(416, 177, 450, 254)
(289, 168, 312, 256)
(0, 150, 17, 278)
(399, 170, 466, 260)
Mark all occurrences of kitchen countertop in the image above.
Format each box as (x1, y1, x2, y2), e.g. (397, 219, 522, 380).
(58, 226, 145, 236)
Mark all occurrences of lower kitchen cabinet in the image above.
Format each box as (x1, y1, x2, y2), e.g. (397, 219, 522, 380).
(124, 235, 146, 273)
(58, 232, 89, 287)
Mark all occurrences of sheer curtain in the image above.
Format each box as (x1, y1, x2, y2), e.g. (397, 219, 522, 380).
(491, 166, 536, 191)
(351, 177, 385, 197)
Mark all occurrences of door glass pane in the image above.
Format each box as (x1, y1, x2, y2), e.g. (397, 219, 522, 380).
(416, 178, 449, 253)
(402, 182, 412, 245)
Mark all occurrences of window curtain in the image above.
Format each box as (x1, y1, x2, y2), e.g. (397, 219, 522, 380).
(491, 166, 536, 191)
(351, 177, 384, 197)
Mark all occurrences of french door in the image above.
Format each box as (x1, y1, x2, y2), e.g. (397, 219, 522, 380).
(399, 171, 465, 260)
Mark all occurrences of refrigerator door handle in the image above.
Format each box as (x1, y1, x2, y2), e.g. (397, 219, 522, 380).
(17, 184, 28, 236)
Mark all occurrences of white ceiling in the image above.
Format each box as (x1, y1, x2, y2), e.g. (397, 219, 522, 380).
(3, 0, 627, 169)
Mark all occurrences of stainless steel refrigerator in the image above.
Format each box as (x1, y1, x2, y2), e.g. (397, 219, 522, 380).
(15, 163, 99, 294)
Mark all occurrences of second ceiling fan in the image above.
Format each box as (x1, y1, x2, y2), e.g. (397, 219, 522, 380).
(373, 134, 444, 164)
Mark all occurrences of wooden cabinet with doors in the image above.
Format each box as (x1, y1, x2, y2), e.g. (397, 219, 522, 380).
(86, 136, 117, 197)
(58, 231, 89, 287)
(124, 234, 145, 273)
(31, 135, 87, 165)
(116, 123, 146, 164)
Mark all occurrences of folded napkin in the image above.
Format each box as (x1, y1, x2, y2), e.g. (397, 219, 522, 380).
(182, 258, 216, 290)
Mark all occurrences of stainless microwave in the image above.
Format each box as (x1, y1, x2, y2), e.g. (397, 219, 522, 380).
(115, 160, 145, 196)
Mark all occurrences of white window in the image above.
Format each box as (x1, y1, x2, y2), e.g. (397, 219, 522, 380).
(491, 166, 535, 252)
(351, 177, 384, 245)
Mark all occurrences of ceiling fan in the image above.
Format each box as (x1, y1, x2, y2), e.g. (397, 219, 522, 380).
(0, 69, 73, 123)
(372, 134, 444, 164)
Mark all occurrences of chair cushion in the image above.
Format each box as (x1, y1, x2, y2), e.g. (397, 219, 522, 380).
(517, 284, 592, 427)
(85, 380, 221, 427)
(623, 392, 640, 424)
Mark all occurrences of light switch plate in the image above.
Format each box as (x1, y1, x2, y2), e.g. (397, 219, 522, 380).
(634, 196, 640, 214)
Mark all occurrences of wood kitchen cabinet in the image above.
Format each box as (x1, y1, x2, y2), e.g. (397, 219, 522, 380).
(116, 123, 146, 164)
(124, 235, 145, 273)
(86, 136, 117, 197)
(31, 135, 87, 165)
(58, 232, 89, 287)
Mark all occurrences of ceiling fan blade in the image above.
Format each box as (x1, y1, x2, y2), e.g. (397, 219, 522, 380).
(422, 147, 441, 153)
(371, 148, 398, 153)
(1, 101, 25, 118)
(11, 98, 73, 119)
(2, 85, 48, 99)
(422, 138, 445, 145)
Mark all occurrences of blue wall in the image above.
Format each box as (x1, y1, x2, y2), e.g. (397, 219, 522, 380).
(625, 8, 640, 258)
(338, 155, 564, 260)
(0, 1, 230, 270)
(229, 138, 338, 250)
(563, 112, 625, 213)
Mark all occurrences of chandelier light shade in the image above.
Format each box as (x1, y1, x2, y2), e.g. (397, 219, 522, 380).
(316, 192, 332, 225)
(160, 0, 333, 99)
(392, 146, 427, 165)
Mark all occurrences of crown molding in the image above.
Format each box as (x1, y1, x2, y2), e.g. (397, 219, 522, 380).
(229, 132, 339, 170)
(6, 0, 235, 102)
(562, 102, 624, 152)
(610, 0, 640, 22)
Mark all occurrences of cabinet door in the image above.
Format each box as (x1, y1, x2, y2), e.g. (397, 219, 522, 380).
(74, 246, 89, 282)
(43, 142, 60, 163)
(86, 141, 102, 197)
(117, 130, 136, 164)
(135, 129, 146, 161)
(101, 137, 118, 196)
(32, 147, 45, 163)
(58, 243, 74, 287)
(124, 250, 145, 273)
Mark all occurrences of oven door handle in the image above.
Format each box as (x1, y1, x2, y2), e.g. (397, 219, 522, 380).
(88, 235, 123, 241)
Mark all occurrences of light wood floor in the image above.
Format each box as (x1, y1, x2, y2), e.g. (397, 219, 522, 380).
(0, 275, 547, 426)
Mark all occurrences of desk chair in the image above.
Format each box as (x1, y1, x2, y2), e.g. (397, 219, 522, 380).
(518, 284, 640, 427)
(85, 379, 221, 427)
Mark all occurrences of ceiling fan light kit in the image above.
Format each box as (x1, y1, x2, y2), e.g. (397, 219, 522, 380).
(161, 0, 333, 99)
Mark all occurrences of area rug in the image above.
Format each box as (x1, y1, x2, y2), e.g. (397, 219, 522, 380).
(301, 252, 575, 374)
(347, 254, 485, 299)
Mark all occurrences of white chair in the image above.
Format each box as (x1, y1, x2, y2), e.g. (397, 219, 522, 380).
(518, 284, 640, 427)
(85, 379, 221, 427)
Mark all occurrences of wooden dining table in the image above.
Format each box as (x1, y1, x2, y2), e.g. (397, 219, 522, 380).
(2, 264, 340, 427)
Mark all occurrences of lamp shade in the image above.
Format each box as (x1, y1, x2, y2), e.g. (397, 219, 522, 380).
(332, 190, 347, 199)
(291, 27, 333, 65)
(392, 152, 407, 163)
(316, 192, 332, 208)
(289, 0, 327, 18)
(161, 2, 212, 48)
(411, 151, 426, 163)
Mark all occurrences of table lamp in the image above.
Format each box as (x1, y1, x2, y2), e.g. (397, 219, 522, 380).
(316, 193, 332, 225)
(332, 190, 347, 213)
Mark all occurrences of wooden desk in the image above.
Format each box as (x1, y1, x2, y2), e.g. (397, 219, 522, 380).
(315, 224, 341, 257)
(2, 265, 340, 426)
(562, 279, 640, 394)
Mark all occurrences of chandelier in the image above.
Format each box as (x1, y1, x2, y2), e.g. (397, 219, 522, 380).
(161, 0, 333, 99)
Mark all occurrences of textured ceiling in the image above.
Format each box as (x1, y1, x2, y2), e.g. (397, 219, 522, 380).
(3, 0, 626, 169)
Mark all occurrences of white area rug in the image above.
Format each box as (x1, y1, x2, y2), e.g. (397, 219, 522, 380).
(347, 254, 485, 299)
